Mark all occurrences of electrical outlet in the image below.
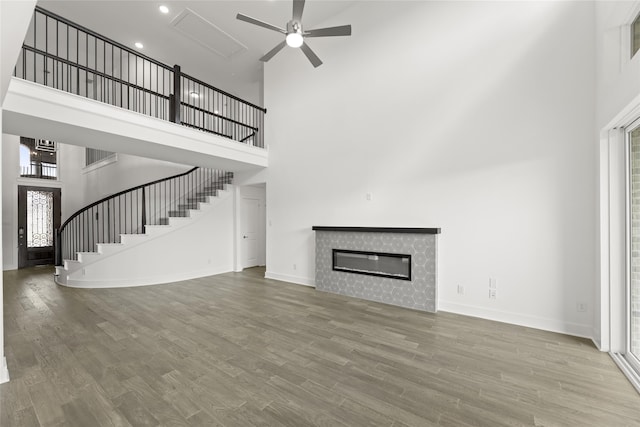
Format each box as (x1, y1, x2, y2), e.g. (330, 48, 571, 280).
(577, 303, 587, 312)
(489, 289, 497, 299)
(366, 193, 372, 201)
(293, 263, 297, 271)
(457, 285, 465, 295)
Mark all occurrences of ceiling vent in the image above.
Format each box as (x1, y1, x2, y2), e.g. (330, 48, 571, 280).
(171, 8, 247, 59)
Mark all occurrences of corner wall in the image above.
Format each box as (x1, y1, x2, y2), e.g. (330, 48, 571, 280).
(265, 1, 597, 337)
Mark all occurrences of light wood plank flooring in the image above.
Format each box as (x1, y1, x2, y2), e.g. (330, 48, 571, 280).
(1, 266, 639, 426)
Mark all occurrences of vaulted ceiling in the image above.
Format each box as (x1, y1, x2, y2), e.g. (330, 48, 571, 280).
(37, 0, 357, 105)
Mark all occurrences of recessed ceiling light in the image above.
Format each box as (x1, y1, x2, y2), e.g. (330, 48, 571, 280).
(134, 42, 144, 49)
(189, 91, 200, 99)
(214, 110, 219, 114)
(159, 5, 169, 14)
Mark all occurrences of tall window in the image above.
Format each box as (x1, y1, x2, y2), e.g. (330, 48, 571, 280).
(19, 137, 57, 180)
(633, 12, 640, 58)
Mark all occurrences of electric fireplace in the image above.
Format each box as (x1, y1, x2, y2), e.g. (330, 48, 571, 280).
(332, 249, 411, 281)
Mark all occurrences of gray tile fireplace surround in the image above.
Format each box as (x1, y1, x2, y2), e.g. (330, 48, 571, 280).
(313, 227, 440, 313)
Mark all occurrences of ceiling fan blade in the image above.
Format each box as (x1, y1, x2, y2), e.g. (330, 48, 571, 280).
(292, 0, 305, 22)
(300, 42, 323, 68)
(305, 25, 352, 38)
(236, 13, 286, 34)
(260, 41, 287, 62)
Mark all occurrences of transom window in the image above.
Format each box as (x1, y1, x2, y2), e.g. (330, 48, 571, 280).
(19, 137, 57, 180)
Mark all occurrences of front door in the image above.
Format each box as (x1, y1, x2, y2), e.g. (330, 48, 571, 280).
(18, 186, 61, 268)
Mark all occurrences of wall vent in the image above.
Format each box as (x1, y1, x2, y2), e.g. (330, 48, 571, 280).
(171, 8, 247, 59)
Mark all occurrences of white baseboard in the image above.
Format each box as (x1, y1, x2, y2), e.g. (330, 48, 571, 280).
(258, 277, 592, 339)
(63, 265, 233, 288)
(3, 263, 17, 272)
(265, 271, 315, 287)
(592, 327, 605, 351)
(439, 300, 593, 339)
(0, 357, 9, 384)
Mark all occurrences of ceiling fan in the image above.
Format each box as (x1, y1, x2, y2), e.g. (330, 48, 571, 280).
(236, 0, 352, 68)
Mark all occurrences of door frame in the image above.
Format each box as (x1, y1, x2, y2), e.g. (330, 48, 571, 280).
(17, 185, 61, 268)
(625, 119, 640, 375)
(234, 185, 266, 271)
(600, 95, 640, 394)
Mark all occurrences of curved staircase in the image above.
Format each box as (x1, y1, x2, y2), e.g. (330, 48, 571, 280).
(55, 168, 235, 288)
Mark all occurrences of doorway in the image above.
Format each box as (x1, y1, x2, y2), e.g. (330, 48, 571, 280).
(18, 186, 61, 268)
(625, 122, 640, 382)
(241, 197, 260, 268)
(237, 185, 266, 270)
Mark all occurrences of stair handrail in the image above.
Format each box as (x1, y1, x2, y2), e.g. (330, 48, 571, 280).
(55, 166, 232, 266)
(59, 166, 197, 232)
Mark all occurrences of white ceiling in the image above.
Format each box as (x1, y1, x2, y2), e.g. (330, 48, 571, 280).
(37, 0, 357, 105)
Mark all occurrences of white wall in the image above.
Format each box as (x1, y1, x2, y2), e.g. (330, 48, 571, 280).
(2, 134, 85, 270)
(265, 1, 596, 337)
(82, 153, 191, 205)
(0, 113, 6, 383)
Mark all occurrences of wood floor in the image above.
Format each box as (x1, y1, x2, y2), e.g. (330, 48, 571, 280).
(1, 267, 639, 427)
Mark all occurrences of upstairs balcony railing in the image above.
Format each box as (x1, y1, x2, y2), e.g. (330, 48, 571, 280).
(13, 6, 266, 148)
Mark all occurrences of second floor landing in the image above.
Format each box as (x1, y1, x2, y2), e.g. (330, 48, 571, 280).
(3, 78, 268, 172)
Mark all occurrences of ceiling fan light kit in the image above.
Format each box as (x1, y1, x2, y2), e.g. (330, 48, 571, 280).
(236, 0, 352, 68)
(285, 22, 304, 48)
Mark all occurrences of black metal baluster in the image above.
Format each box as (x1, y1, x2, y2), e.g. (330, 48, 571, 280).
(142, 59, 145, 115)
(33, 11, 37, 83)
(45, 15, 48, 86)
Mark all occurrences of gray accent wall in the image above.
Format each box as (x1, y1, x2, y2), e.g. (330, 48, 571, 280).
(314, 231, 438, 313)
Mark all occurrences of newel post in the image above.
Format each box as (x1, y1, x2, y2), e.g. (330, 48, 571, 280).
(54, 228, 62, 266)
(169, 64, 182, 124)
(141, 187, 146, 229)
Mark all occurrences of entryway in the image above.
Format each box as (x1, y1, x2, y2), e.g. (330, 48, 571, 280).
(17, 186, 61, 268)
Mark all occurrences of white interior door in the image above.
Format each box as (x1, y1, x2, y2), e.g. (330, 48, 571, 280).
(241, 197, 259, 268)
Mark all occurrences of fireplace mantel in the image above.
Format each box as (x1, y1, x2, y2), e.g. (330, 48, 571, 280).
(312, 226, 441, 234)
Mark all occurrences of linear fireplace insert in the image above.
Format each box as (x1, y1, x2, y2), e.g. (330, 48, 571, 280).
(332, 249, 411, 281)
